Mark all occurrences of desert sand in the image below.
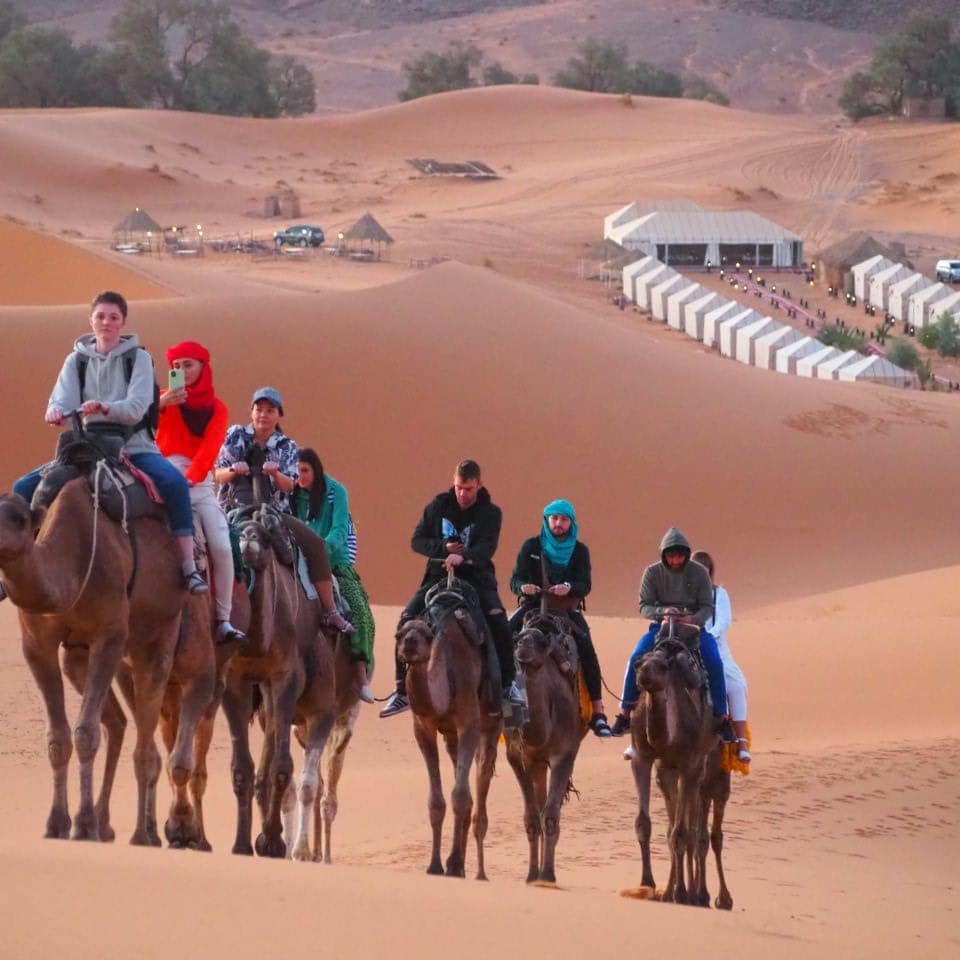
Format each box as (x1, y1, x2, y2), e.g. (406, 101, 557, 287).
(0, 86, 958, 958)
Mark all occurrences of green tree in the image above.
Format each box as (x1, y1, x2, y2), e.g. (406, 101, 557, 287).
(917, 311, 960, 356)
(552, 39, 631, 92)
(886, 338, 921, 370)
(0, 27, 88, 107)
(816, 325, 867, 351)
(482, 61, 518, 85)
(628, 60, 683, 98)
(269, 54, 315, 116)
(0, 0, 25, 44)
(398, 43, 481, 101)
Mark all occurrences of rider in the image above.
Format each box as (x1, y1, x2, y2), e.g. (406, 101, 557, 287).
(609, 527, 734, 742)
(8, 290, 207, 596)
(379, 459, 522, 719)
(213, 387, 351, 633)
(292, 448, 375, 704)
(509, 499, 613, 737)
(691, 550, 750, 763)
(156, 340, 245, 644)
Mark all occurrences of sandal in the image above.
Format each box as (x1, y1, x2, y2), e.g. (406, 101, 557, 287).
(737, 738, 751, 763)
(184, 569, 209, 595)
(590, 712, 613, 738)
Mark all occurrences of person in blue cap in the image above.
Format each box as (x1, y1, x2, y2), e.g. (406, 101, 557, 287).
(509, 499, 612, 737)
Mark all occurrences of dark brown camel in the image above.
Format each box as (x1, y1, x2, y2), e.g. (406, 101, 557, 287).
(505, 611, 587, 885)
(281, 624, 362, 863)
(222, 506, 336, 858)
(0, 481, 194, 845)
(629, 619, 732, 908)
(397, 574, 502, 879)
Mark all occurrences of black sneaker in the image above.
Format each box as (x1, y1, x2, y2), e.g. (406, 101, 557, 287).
(184, 570, 209, 595)
(609, 713, 632, 737)
(718, 717, 736, 743)
(216, 621, 246, 646)
(379, 689, 409, 718)
(590, 713, 613, 738)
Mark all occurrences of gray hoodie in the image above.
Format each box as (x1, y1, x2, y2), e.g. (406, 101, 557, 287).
(47, 333, 159, 456)
(638, 526, 714, 626)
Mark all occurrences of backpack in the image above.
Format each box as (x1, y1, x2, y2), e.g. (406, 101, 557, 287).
(75, 347, 161, 438)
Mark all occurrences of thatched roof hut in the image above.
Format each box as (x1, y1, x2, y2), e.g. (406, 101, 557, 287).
(114, 207, 163, 235)
(816, 232, 910, 293)
(344, 212, 394, 246)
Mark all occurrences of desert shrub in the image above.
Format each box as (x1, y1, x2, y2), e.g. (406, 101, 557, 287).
(886, 338, 921, 370)
(817, 325, 867, 351)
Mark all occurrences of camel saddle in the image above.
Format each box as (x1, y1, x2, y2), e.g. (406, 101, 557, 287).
(32, 425, 165, 524)
(653, 620, 711, 707)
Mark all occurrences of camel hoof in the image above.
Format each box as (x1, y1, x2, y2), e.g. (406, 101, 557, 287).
(44, 811, 72, 839)
(291, 845, 312, 862)
(129, 829, 156, 846)
(715, 894, 733, 911)
(444, 866, 466, 879)
(255, 832, 286, 858)
(232, 841, 254, 856)
(426, 862, 444, 876)
(72, 818, 100, 842)
(196, 839, 213, 853)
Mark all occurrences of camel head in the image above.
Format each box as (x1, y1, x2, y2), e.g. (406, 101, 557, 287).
(238, 518, 270, 570)
(637, 642, 701, 694)
(514, 625, 551, 671)
(0, 493, 44, 562)
(397, 618, 435, 665)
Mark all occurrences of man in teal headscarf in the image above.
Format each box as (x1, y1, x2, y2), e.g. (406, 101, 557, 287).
(509, 499, 613, 738)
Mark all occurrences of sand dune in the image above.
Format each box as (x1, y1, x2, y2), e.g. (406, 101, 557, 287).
(1, 87, 958, 960)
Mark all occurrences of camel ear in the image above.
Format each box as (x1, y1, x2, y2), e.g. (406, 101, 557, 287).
(30, 506, 45, 532)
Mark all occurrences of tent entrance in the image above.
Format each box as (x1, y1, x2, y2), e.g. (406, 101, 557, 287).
(657, 243, 708, 266)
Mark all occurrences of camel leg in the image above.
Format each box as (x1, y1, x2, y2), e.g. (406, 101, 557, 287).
(282, 777, 298, 859)
(658, 766, 680, 902)
(319, 705, 360, 864)
(291, 710, 336, 862)
(413, 721, 445, 875)
(160, 683, 192, 848)
(256, 677, 298, 858)
(711, 785, 733, 910)
(539, 751, 576, 885)
(222, 680, 255, 855)
(506, 738, 541, 883)
(22, 634, 72, 839)
(188, 701, 219, 852)
(471, 726, 499, 881)
(446, 725, 479, 878)
(72, 629, 127, 841)
(530, 759, 549, 882)
(691, 787, 711, 907)
(61, 644, 125, 843)
(669, 771, 699, 905)
(630, 752, 656, 891)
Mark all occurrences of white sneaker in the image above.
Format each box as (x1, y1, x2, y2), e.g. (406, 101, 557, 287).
(359, 684, 375, 704)
(623, 746, 635, 761)
(737, 739, 752, 763)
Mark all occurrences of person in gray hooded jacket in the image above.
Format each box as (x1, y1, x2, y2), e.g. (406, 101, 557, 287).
(9, 291, 206, 596)
(610, 526, 731, 740)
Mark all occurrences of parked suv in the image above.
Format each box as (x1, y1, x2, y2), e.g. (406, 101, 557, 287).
(935, 259, 960, 282)
(273, 224, 325, 247)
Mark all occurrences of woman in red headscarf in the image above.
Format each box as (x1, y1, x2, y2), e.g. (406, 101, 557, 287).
(157, 341, 245, 645)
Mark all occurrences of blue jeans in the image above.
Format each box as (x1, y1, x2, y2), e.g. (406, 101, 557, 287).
(620, 622, 728, 716)
(14, 453, 193, 537)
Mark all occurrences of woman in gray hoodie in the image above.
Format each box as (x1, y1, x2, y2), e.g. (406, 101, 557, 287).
(10, 291, 206, 595)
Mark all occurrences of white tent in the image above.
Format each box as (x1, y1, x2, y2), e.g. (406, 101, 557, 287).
(604, 200, 702, 239)
(775, 336, 823, 374)
(684, 293, 725, 340)
(702, 301, 742, 348)
(909, 282, 954, 328)
(754, 324, 804, 370)
(634, 264, 674, 310)
(796, 344, 842, 378)
(852, 255, 894, 301)
(719, 309, 761, 357)
(837, 355, 916, 387)
(869, 263, 910, 311)
(931, 291, 960, 324)
(621, 256, 656, 301)
(667, 283, 706, 330)
(651, 274, 687, 321)
(888, 273, 930, 321)
(815, 349, 862, 380)
(735, 316, 778, 365)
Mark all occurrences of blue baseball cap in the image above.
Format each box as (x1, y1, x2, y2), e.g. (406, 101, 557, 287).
(251, 386, 284, 415)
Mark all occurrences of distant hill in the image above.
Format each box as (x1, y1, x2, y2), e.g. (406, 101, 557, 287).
(720, 0, 956, 31)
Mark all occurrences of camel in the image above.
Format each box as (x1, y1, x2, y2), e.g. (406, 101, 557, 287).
(222, 506, 336, 858)
(397, 572, 502, 879)
(505, 611, 588, 885)
(629, 618, 732, 908)
(0, 480, 196, 845)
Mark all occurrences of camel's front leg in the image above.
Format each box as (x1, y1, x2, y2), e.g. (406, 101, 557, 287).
(159, 682, 195, 848)
(630, 752, 656, 891)
(658, 766, 680, 902)
(73, 629, 127, 841)
(539, 750, 577, 885)
(711, 790, 733, 910)
(668, 771, 699, 905)
(22, 633, 72, 839)
(222, 680, 255, 855)
(256, 677, 298, 858)
(471, 723, 500, 881)
(319, 706, 359, 864)
(446, 724, 480, 878)
(188, 703, 219, 851)
(291, 710, 335, 862)
(505, 737, 541, 883)
(413, 721, 445, 875)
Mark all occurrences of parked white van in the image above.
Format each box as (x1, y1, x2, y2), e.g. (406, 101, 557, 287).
(935, 259, 960, 282)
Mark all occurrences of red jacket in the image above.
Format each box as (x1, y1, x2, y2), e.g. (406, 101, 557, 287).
(156, 398, 229, 485)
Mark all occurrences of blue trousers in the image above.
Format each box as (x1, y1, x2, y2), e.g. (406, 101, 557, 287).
(620, 622, 728, 715)
(14, 453, 194, 537)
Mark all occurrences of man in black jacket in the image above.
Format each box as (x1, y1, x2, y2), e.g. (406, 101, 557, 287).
(380, 459, 522, 719)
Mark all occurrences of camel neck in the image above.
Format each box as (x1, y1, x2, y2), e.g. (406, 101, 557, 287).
(2, 545, 68, 612)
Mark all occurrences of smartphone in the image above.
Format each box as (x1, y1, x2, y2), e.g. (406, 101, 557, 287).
(168, 367, 186, 391)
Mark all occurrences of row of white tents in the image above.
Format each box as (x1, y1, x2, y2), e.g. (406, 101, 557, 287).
(851, 255, 960, 328)
(623, 257, 917, 387)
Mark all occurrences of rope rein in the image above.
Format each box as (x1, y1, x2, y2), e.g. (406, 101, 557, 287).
(65, 461, 105, 612)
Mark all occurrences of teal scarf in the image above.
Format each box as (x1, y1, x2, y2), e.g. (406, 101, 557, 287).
(540, 499, 578, 570)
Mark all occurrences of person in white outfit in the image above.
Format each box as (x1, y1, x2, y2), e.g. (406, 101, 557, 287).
(156, 340, 245, 645)
(692, 550, 750, 763)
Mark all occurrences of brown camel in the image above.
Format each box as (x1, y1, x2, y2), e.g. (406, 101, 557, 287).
(0, 481, 194, 845)
(629, 619, 732, 907)
(282, 624, 362, 863)
(505, 611, 587, 885)
(222, 506, 336, 858)
(397, 574, 502, 879)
